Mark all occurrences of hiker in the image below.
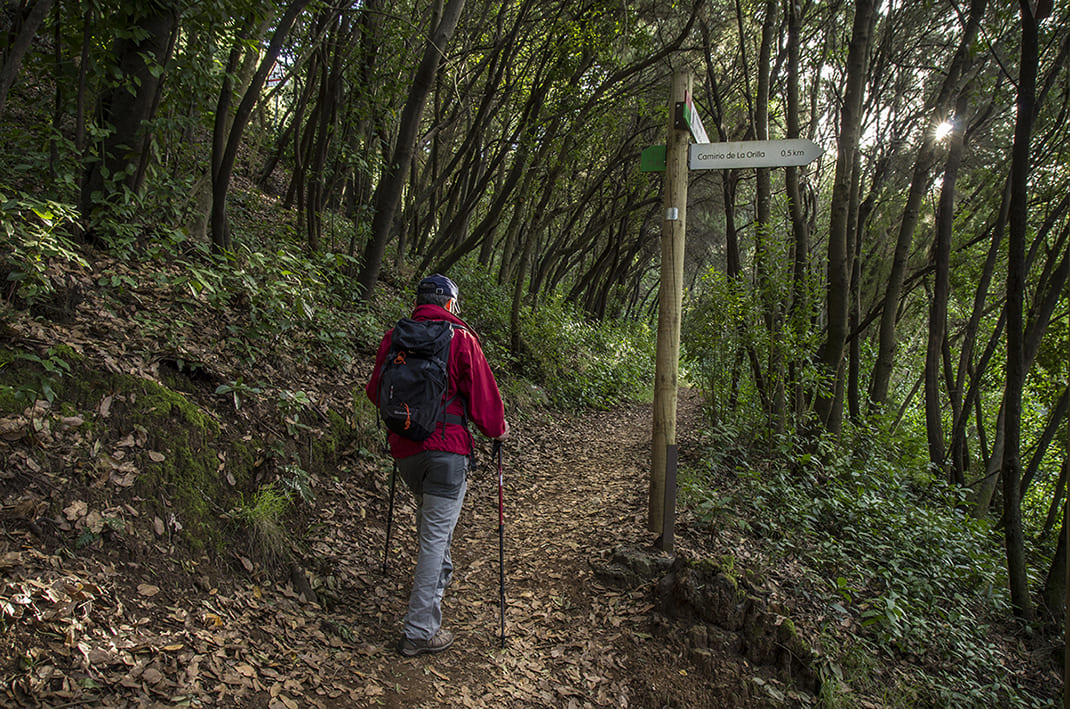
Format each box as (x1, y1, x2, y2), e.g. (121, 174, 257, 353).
(366, 274, 509, 657)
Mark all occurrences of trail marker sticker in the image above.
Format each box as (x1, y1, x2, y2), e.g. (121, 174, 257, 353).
(675, 91, 709, 144)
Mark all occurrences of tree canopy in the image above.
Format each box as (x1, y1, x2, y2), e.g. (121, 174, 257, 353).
(2, 0, 1069, 644)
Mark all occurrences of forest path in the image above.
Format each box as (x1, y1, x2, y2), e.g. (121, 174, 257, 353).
(330, 399, 685, 707)
(2, 388, 731, 708)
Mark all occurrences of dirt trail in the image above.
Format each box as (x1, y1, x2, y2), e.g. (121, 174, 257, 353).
(3, 394, 728, 708)
(333, 402, 675, 707)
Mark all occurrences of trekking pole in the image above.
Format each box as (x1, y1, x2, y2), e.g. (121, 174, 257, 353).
(382, 461, 397, 574)
(494, 440, 506, 648)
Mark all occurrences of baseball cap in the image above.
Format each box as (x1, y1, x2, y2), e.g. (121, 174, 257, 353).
(416, 274, 459, 301)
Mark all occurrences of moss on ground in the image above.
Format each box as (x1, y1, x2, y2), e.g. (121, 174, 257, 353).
(2, 342, 350, 555)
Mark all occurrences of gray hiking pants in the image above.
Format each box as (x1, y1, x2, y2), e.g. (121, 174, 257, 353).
(397, 450, 469, 641)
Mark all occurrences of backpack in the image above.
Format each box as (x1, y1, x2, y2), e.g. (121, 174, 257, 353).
(376, 318, 464, 441)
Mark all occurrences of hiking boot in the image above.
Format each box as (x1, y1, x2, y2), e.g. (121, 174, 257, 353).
(398, 629, 454, 657)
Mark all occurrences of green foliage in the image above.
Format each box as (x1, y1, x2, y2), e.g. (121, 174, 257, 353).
(521, 291, 654, 409)
(231, 482, 292, 568)
(682, 267, 823, 437)
(0, 347, 72, 411)
(0, 189, 86, 307)
(138, 239, 379, 369)
(435, 258, 655, 410)
(278, 463, 314, 504)
(215, 378, 264, 411)
(681, 423, 1045, 706)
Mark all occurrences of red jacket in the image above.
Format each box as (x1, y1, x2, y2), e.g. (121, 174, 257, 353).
(366, 304, 506, 459)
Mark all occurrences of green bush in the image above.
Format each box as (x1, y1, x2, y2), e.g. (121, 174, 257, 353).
(680, 424, 1039, 707)
(682, 267, 823, 437)
(0, 188, 85, 307)
(521, 290, 654, 409)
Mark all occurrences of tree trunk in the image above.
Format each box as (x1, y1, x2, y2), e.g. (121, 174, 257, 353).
(1041, 501, 1066, 620)
(1019, 388, 1070, 498)
(868, 0, 988, 410)
(925, 90, 968, 475)
(0, 0, 54, 115)
(949, 182, 1009, 485)
(1002, 0, 1041, 622)
(356, 0, 467, 298)
(211, 0, 313, 252)
(785, 0, 812, 422)
(78, 2, 178, 237)
(753, 0, 783, 429)
(814, 0, 876, 432)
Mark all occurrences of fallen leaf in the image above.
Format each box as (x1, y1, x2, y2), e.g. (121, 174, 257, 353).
(148, 451, 166, 463)
(142, 667, 164, 684)
(58, 416, 84, 430)
(137, 584, 160, 597)
(235, 663, 257, 678)
(63, 500, 87, 521)
(110, 471, 137, 487)
(84, 510, 104, 533)
(0, 417, 24, 441)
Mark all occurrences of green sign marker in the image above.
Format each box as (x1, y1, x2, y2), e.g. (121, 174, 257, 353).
(640, 145, 666, 173)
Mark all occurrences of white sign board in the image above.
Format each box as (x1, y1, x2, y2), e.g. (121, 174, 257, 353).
(689, 139, 823, 170)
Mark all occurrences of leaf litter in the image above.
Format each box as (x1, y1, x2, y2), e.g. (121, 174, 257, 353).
(0, 255, 822, 707)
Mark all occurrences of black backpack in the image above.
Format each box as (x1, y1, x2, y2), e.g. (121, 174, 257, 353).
(376, 318, 464, 441)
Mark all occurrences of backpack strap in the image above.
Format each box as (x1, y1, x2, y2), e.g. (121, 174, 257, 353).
(440, 323, 468, 434)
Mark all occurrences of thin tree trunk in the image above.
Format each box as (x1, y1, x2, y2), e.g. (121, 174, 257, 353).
(1002, 0, 1042, 622)
(785, 0, 812, 422)
(211, 0, 313, 252)
(78, 2, 177, 239)
(814, 0, 876, 433)
(1042, 501, 1066, 619)
(0, 0, 54, 115)
(868, 0, 988, 410)
(1019, 387, 1069, 497)
(949, 181, 1009, 485)
(925, 90, 968, 476)
(356, 0, 467, 298)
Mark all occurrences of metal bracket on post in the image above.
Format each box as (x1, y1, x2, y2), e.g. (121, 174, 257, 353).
(660, 444, 678, 552)
(673, 102, 688, 132)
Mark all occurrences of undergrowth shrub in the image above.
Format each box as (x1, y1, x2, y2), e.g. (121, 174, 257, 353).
(0, 188, 85, 308)
(521, 290, 654, 409)
(440, 258, 655, 409)
(683, 267, 824, 439)
(681, 424, 1043, 707)
(231, 483, 292, 570)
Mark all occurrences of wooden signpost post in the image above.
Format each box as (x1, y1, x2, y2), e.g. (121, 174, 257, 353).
(647, 71, 823, 552)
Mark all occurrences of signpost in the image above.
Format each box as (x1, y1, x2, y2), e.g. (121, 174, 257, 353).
(649, 72, 690, 547)
(646, 77, 823, 553)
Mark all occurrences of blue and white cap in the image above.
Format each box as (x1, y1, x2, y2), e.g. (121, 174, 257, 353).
(417, 274, 459, 301)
